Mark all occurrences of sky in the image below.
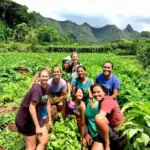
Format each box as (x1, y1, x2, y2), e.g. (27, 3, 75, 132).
(14, 0, 150, 32)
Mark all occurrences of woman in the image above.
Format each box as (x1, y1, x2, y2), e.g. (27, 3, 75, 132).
(82, 84, 124, 150)
(62, 56, 72, 98)
(48, 65, 67, 117)
(15, 69, 52, 150)
(70, 52, 81, 79)
(72, 65, 94, 105)
(67, 88, 86, 140)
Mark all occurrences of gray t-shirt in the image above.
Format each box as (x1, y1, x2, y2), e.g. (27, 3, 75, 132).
(48, 78, 67, 96)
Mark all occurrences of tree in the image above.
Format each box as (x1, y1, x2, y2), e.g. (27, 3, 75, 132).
(13, 23, 29, 41)
(37, 25, 60, 44)
(0, 19, 12, 41)
(0, 0, 30, 28)
(141, 31, 150, 38)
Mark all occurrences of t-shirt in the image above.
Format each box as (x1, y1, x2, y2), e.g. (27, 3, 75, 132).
(72, 77, 93, 104)
(100, 96, 123, 127)
(48, 78, 67, 97)
(85, 96, 123, 138)
(15, 84, 49, 127)
(96, 73, 120, 96)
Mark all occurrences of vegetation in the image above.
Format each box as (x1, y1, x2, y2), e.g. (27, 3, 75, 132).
(0, 0, 150, 149)
(0, 52, 150, 149)
(1, 0, 150, 44)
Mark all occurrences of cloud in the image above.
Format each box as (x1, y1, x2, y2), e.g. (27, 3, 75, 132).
(14, 0, 150, 31)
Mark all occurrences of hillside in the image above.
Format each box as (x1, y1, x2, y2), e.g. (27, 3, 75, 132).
(35, 14, 141, 44)
(0, 0, 143, 44)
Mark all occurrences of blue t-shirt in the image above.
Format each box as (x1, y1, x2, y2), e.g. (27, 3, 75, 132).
(72, 77, 93, 104)
(96, 73, 120, 96)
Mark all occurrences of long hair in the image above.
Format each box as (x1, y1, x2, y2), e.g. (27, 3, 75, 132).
(72, 88, 85, 101)
(30, 69, 50, 87)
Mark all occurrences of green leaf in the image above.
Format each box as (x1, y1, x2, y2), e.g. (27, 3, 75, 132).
(123, 128, 141, 139)
(121, 103, 133, 113)
(141, 133, 150, 146)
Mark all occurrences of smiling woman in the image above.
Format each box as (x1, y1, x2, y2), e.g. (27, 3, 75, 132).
(48, 65, 67, 117)
(72, 65, 94, 105)
(82, 84, 124, 150)
(15, 69, 52, 150)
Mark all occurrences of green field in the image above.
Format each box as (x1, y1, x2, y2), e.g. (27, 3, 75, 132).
(0, 52, 150, 150)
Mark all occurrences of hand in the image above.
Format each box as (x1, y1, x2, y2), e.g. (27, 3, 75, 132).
(105, 145, 110, 150)
(36, 127, 42, 136)
(85, 134, 93, 146)
(82, 138, 87, 147)
(48, 121, 53, 131)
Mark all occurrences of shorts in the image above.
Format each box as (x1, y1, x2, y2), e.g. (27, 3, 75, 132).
(15, 122, 36, 136)
(91, 126, 121, 150)
(40, 104, 48, 119)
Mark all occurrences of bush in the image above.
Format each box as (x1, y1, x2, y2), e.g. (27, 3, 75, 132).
(137, 43, 150, 68)
(7, 42, 26, 52)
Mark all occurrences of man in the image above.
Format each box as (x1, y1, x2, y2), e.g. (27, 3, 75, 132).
(95, 61, 120, 99)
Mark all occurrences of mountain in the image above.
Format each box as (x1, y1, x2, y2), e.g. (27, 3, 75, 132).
(124, 24, 140, 38)
(0, 0, 141, 44)
(36, 14, 141, 44)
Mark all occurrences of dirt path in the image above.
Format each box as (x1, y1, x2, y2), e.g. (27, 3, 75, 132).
(0, 104, 19, 115)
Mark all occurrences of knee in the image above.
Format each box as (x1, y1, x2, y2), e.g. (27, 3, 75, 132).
(25, 145, 36, 150)
(44, 136, 49, 145)
(95, 114, 108, 125)
(39, 135, 49, 146)
(95, 114, 104, 123)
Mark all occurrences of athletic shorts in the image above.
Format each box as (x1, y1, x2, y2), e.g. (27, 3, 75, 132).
(15, 122, 36, 136)
(91, 126, 121, 150)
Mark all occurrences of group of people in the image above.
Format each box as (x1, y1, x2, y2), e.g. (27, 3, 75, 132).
(15, 52, 124, 150)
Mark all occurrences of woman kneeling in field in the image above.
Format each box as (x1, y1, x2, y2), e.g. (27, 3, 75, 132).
(15, 69, 52, 150)
(82, 84, 124, 150)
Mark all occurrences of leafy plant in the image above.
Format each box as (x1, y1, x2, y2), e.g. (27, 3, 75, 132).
(120, 102, 150, 150)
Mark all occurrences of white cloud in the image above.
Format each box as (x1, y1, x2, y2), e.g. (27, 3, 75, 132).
(14, 0, 150, 31)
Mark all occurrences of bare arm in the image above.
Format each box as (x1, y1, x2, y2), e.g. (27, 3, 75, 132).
(72, 85, 76, 96)
(110, 89, 119, 99)
(50, 92, 66, 105)
(46, 98, 52, 124)
(80, 103, 86, 138)
(29, 102, 40, 128)
(29, 102, 42, 134)
(89, 81, 94, 99)
(67, 81, 71, 97)
(88, 88, 93, 99)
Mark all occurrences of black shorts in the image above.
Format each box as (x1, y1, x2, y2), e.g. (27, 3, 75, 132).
(92, 126, 121, 150)
(15, 122, 36, 136)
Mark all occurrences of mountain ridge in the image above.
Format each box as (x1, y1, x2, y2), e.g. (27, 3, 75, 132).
(36, 14, 140, 43)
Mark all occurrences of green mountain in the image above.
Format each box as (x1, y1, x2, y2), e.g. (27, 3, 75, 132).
(36, 14, 141, 44)
(0, 0, 141, 44)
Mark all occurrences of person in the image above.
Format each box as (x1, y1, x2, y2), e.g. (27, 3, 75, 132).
(72, 65, 94, 105)
(15, 69, 52, 150)
(48, 65, 67, 117)
(82, 84, 124, 150)
(62, 56, 72, 98)
(70, 52, 81, 79)
(66, 88, 86, 140)
(96, 61, 120, 99)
